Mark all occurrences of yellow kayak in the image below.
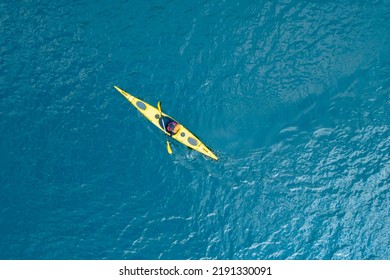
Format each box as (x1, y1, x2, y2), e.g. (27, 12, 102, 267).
(115, 86, 218, 160)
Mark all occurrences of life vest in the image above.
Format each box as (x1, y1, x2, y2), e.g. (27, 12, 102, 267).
(167, 121, 177, 132)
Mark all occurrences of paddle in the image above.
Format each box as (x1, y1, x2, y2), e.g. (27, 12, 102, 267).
(166, 141, 172, 154)
(157, 101, 172, 155)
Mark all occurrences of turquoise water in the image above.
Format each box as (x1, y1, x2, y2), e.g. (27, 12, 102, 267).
(1, 0, 389, 259)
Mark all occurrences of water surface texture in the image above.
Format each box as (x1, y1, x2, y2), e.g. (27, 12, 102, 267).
(1, 0, 389, 259)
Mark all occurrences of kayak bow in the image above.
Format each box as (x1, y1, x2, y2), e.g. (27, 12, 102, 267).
(114, 86, 218, 160)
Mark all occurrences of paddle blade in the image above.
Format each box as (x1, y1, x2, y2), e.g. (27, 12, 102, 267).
(166, 141, 172, 154)
(157, 101, 162, 115)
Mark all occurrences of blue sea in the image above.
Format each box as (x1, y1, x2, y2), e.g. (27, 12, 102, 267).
(1, 0, 389, 260)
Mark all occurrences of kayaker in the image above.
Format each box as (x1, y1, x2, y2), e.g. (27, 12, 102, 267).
(167, 121, 181, 135)
(160, 116, 181, 135)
